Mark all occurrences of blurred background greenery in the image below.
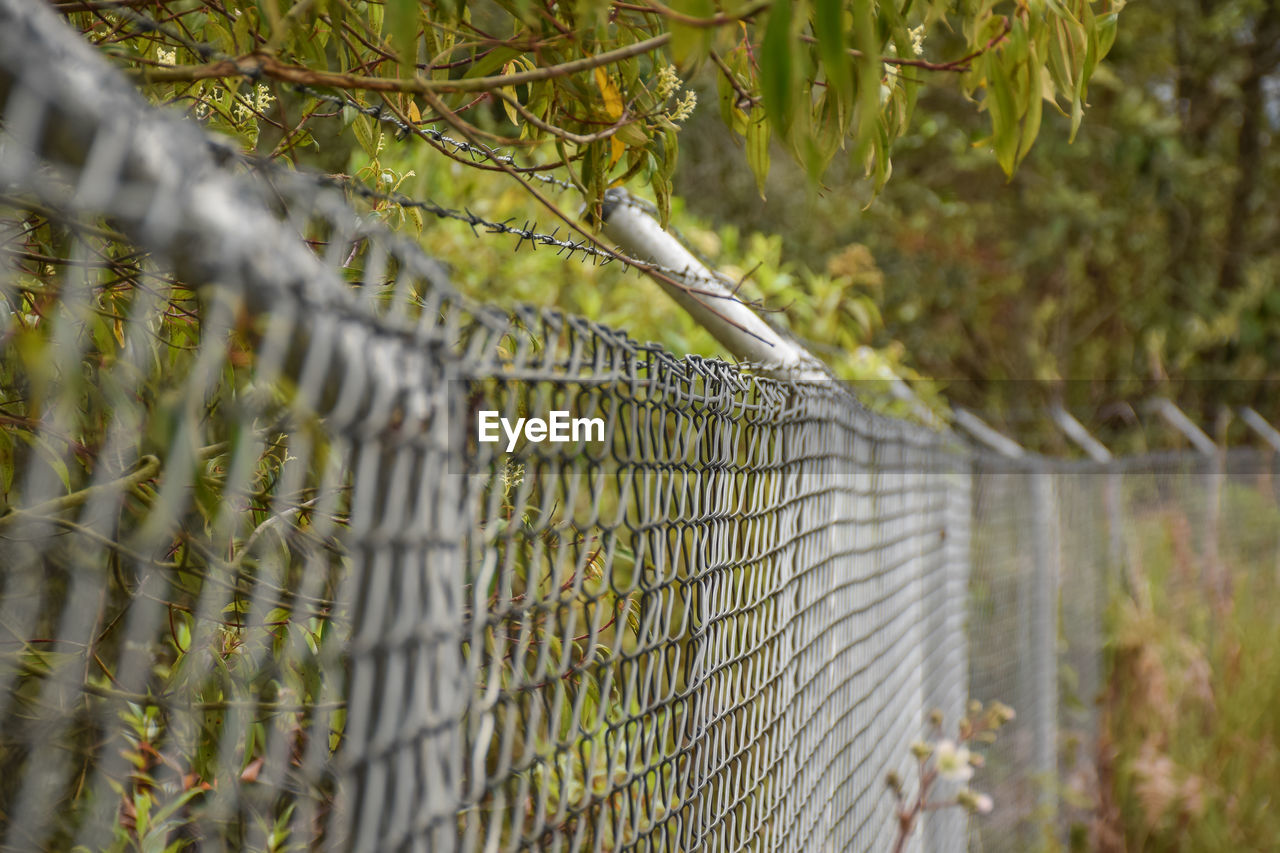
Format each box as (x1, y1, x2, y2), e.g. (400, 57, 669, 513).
(673, 0, 1280, 449)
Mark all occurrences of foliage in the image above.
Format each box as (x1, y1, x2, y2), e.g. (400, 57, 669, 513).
(88, 0, 1119, 219)
(56, 0, 1129, 427)
(0, 211, 347, 850)
(1098, 476, 1280, 850)
(676, 0, 1280, 445)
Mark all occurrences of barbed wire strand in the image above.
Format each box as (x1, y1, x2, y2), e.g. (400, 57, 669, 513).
(255, 164, 773, 311)
(85, 2, 579, 191)
(74, 1, 778, 336)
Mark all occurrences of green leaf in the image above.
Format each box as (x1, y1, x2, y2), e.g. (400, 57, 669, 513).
(352, 113, 379, 158)
(201, 20, 236, 57)
(670, 0, 714, 65)
(871, 123, 893, 193)
(148, 788, 205, 829)
(1017, 45, 1044, 165)
(746, 106, 771, 198)
(850, 0, 880, 164)
(1072, 1, 1100, 141)
(716, 60, 739, 128)
(385, 0, 418, 77)
(614, 121, 648, 148)
(232, 7, 254, 51)
(986, 53, 1018, 176)
(17, 431, 71, 494)
(1048, 17, 1076, 98)
(813, 0, 851, 123)
(655, 128, 678, 225)
(1096, 8, 1121, 59)
(760, 0, 796, 140)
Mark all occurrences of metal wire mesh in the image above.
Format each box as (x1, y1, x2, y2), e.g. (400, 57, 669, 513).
(0, 3, 972, 851)
(966, 446, 1280, 851)
(5, 4, 1280, 853)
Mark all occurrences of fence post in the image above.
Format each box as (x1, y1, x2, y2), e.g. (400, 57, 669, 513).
(1049, 406, 1138, 604)
(1240, 406, 1280, 452)
(953, 409, 1059, 836)
(599, 191, 826, 378)
(1028, 465, 1061, 828)
(1240, 408, 1280, 585)
(1148, 398, 1225, 607)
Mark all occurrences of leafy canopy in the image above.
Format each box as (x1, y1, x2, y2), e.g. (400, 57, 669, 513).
(112, 0, 1123, 224)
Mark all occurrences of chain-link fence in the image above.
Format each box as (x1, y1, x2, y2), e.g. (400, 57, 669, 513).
(2, 3, 1279, 852)
(965, 437, 1280, 852)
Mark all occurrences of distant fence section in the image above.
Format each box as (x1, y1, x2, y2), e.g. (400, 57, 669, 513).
(2, 3, 1279, 852)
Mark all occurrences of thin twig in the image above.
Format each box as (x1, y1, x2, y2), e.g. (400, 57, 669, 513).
(135, 35, 673, 94)
(0, 455, 160, 531)
(799, 16, 1013, 73)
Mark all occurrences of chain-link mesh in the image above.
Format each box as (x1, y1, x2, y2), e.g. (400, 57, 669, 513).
(966, 447, 1280, 851)
(0, 3, 972, 851)
(4, 3, 1280, 853)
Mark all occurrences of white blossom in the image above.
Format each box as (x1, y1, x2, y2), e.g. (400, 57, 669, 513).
(934, 740, 974, 782)
(669, 90, 697, 123)
(957, 788, 994, 813)
(909, 24, 926, 57)
(655, 64, 682, 100)
(254, 83, 275, 112)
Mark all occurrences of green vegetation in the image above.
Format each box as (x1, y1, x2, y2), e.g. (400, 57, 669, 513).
(0, 231, 347, 849)
(1099, 476, 1280, 850)
(61, 0, 1118, 402)
(676, 0, 1280, 444)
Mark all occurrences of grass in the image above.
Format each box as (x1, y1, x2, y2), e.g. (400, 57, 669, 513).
(1097, 475, 1280, 851)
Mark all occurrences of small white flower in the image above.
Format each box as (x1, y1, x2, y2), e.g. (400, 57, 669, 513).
(934, 739, 974, 782)
(957, 788, 994, 813)
(655, 64, 682, 100)
(501, 461, 525, 498)
(909, 24, 926, 57)
(254, 83, 274, 112)
(157, 47, 176, 67)
(669, 89, 697, 123)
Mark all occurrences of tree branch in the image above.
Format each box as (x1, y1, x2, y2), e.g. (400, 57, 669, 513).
(491, 88, 629, 145)
(136, 34, 673, 94)
(798, 16, 1012, 73)
(0, 455, 160, 530)
(610, 0, 772, 29)
(709, 49, 759, 110)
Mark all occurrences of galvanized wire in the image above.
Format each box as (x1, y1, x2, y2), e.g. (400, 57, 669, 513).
(5, 4, 1280, 853)
(0, 4, 971, 852)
